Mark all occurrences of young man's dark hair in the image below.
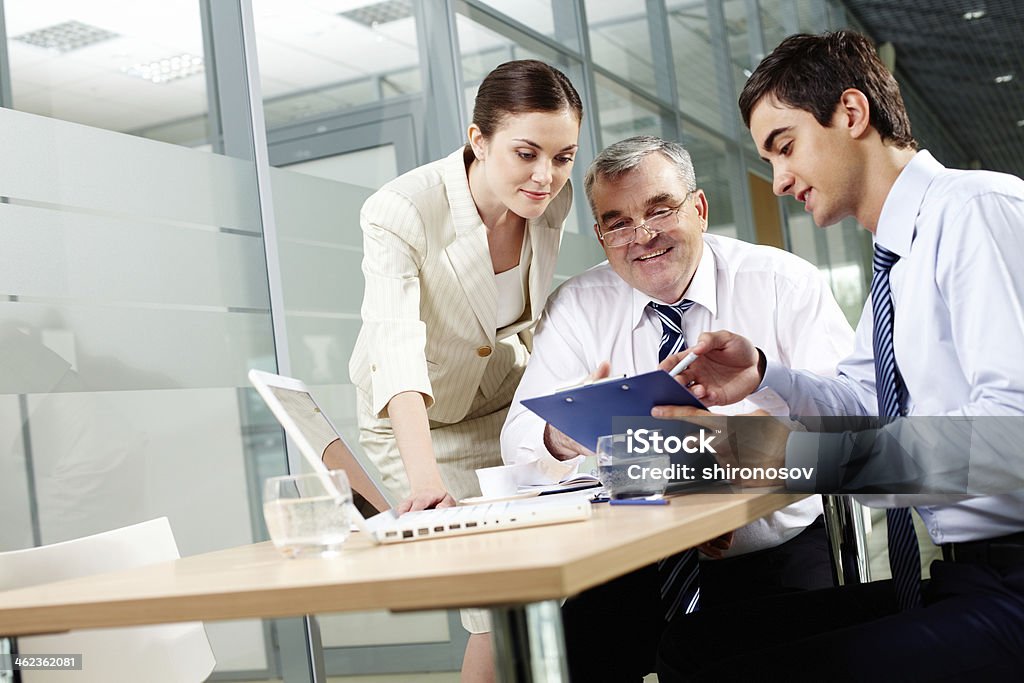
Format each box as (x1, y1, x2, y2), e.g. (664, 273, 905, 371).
(738, 30, 916, 150)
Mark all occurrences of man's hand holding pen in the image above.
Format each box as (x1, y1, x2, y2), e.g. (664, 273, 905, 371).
(658, 330, 766, 406)
(654, 332, 797, 487)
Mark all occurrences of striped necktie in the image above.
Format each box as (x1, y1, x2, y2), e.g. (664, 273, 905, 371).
(649, 300, 700, 620)
(871, 244, 922, 611)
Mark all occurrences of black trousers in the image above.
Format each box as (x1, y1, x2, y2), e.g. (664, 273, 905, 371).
(655, 560, 1024, 682)
(562, 516, 832, 682)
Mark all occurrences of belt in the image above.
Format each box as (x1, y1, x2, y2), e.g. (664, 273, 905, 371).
(941, 532, 1024, 570)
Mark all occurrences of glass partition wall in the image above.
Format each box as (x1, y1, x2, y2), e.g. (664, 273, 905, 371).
(0, 2, 305, 680)
(1, 1, 955, 680)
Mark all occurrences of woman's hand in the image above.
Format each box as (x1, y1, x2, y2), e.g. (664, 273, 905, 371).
(386, 392, 457, 513)
(398, 486, 456, 514)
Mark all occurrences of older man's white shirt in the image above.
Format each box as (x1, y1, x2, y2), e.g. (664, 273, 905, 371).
(502, 233, 855, 556)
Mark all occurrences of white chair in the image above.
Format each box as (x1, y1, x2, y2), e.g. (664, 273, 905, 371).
(0, 518, 215, 682)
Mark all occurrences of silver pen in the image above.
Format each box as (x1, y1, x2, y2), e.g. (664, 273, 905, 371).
(668, 352, 699, 377)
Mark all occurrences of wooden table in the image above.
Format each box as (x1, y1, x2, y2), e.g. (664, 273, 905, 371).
(0, 491, 805, 682)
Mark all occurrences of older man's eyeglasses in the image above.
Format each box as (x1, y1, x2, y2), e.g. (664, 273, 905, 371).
(598, 193, 694, 247)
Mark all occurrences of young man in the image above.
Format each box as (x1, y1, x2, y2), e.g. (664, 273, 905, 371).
(654, 31, 1024, 681)
(501, 135, 853, 680)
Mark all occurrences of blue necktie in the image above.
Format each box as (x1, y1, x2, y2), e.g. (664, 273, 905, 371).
(649, 300, 700, 620)
(871, 244, 922, 611)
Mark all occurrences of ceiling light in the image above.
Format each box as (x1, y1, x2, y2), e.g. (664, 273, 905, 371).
(962, 9, 987, 21)
(339, 0, 413, 27)
(995, 73, 1014, 84)
(122, 54, 204, 85)
(12, 20, 118, 53)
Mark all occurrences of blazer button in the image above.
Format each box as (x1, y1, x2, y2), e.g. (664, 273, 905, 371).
(477, 345, 492, 358)
(371, 364, 377, 372)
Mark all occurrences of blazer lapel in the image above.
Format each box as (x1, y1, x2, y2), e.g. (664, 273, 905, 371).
(443, 149, 497, 340)
(445, 232, 497, 338)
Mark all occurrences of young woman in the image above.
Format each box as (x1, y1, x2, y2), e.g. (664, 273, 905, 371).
(343, 60, 582, 681)
(347, 60, 582, 510)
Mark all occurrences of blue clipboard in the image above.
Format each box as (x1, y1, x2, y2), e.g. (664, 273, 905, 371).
(521, 370, 706, 452)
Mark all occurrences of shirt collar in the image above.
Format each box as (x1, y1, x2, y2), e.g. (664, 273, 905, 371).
(875, 150, 944, 257)
(629, 239, 717, 328)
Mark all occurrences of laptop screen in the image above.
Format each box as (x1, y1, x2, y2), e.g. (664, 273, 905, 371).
(250, 371, 395, 512)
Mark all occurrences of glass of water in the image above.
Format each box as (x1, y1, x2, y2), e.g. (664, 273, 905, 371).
(262, 469, 353, 558)
(596, 433, 671, 499)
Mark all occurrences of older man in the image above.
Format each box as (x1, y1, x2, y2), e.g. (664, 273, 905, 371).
(500, 135, 854, 680)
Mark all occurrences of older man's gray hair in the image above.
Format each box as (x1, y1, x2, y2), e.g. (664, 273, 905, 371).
(584, 136, 697, 218)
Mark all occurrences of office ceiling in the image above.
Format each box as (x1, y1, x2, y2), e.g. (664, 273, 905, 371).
(3, 0, 1022, 180)
(844, 0, 1024, 178)
(1, 0, 424, 134)
(2, 0, 544, 138)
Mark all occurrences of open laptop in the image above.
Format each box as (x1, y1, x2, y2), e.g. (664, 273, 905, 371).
(248, 369, 591, 544)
